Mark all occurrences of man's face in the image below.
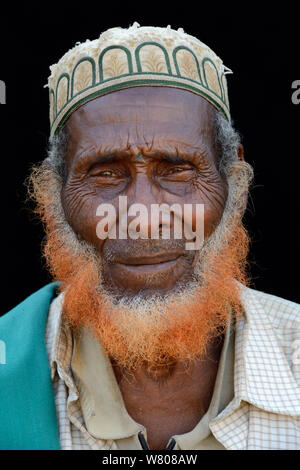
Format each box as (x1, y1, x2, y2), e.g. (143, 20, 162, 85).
(62, 87, 228, 297)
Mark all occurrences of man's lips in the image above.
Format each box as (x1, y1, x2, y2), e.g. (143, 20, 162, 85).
(102, 249, 195, 292)
(114, 253, 182, 273)
(116, 252, 182, 265)
(118, 258, 180, 273)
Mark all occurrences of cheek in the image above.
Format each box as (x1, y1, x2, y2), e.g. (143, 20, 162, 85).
(202, 206, 223, 238)
(61, 182, 110, 252)
(190, 178, 228, 237)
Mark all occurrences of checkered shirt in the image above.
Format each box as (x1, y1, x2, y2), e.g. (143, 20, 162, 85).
(45, 284, 300, 450)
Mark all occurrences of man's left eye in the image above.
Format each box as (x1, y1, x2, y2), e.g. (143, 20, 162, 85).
(170, 167, 184, 173)
(167, 166, 192, 175)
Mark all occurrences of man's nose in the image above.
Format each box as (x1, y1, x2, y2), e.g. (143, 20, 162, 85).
(124, 173, 173, 239)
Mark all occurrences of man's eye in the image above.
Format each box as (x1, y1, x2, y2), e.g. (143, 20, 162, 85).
(99, 170, 115, 177)
(90, 168, 117, 177)
(170, 166, 185, 173)
(167, 166, 191, 175)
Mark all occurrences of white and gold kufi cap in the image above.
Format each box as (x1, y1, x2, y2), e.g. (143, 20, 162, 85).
(45, 22, 233, 136)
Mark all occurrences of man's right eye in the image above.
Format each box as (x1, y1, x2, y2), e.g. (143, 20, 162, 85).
(96, 170, 115, 177)
(89, 167, 118, 177)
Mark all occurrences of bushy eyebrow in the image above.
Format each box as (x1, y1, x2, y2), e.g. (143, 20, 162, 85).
(75, 144, 212, 170)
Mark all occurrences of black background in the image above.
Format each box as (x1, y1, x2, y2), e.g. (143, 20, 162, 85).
(0, 2, 299, 314)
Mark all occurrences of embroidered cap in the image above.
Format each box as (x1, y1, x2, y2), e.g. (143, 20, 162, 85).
(45, 22, 233, 136)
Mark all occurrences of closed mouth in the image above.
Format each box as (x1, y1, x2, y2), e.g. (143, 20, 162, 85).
(117, 257, 180, 273)
(115, 252, 182, 266)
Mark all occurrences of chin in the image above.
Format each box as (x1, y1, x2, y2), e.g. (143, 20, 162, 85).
(102, 273, 198, 304)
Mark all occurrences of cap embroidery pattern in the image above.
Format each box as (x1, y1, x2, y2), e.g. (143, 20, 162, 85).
(46, 23, 232, 136)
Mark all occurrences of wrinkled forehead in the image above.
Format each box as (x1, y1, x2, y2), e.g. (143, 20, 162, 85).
(65, 87, 216, 152)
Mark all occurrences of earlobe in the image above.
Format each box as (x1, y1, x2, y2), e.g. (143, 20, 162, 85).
(237, 144, 244, 161)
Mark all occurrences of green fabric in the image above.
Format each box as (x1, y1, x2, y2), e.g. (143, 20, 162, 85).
(0, 283, 61, 450)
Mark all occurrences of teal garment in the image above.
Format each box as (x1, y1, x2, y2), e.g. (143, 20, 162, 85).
(0, 283, 61, 450)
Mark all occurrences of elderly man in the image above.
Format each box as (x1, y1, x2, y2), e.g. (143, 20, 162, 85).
(0, 23, 300, 451)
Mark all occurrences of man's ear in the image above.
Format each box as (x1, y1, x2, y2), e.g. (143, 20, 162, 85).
(237, 144, 244, 161)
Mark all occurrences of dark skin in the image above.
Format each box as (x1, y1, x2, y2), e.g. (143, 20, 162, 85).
(62, 87, 244, 449)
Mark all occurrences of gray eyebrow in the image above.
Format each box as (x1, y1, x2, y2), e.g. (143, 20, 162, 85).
(87, 151, 192, 164)
(76, 144, 210, 169)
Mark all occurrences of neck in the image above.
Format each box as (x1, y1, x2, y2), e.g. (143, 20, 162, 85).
(110, 335, 224, 450)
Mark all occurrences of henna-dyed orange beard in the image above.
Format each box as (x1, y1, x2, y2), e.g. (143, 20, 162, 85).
(43, 214, 249, 373)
